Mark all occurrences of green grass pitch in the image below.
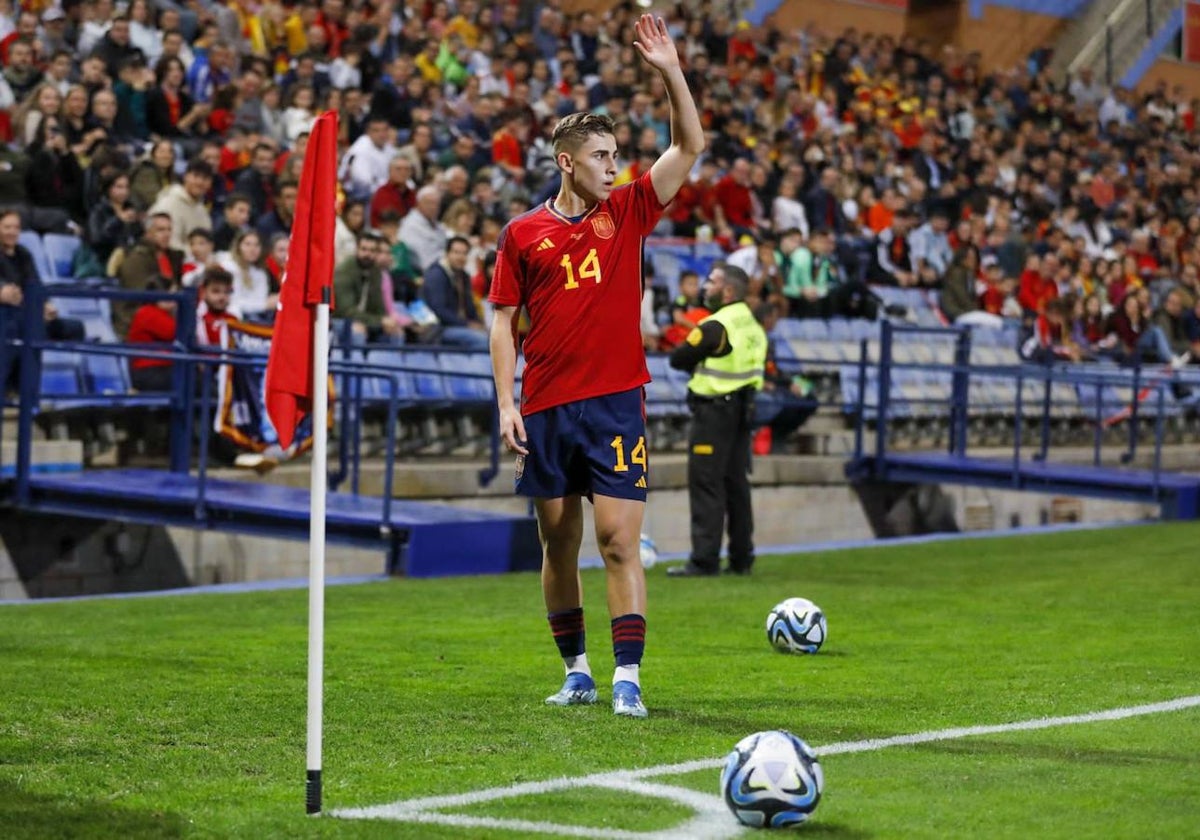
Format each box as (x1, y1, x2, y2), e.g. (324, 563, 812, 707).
(1, 522, 1199, 838)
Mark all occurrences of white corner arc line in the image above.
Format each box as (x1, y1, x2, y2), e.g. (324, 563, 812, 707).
(332, 694, 1200, 835)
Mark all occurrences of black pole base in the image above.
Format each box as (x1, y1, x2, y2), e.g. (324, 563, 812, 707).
(306, 769, 322, 815)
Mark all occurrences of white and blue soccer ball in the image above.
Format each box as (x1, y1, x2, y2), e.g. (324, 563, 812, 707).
(638, 534, 659, 568)
(720, 729, 823, 829)
(766, 597, 827, 654)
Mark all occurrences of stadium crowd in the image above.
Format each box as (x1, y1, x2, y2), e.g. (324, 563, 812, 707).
(0, 0, 1199, 371)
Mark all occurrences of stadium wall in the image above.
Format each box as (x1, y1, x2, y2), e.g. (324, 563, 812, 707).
(0, 461, 1159, 598)
(773, 0, 1068, 72)
(1137, 58, 1200, 94)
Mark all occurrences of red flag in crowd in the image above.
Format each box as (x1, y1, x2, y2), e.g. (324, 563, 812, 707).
(264, 110, 338, 449)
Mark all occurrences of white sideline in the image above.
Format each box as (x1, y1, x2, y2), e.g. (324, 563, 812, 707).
(332, 694, 1200, 838)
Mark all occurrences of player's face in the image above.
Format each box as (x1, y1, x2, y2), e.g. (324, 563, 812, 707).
(561, 133, 618, 203)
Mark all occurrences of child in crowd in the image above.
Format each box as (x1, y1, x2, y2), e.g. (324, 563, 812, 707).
(660, 270, 708, 350)
(182, 228, 215, 287)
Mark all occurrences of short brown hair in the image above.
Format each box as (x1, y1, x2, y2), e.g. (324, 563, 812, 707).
(552, 112, 614, 156)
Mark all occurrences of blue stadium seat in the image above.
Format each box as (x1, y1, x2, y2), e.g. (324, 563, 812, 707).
(42, 233, 82, 284)
(437, 350, 492, 403)
(400, 349, 449, 402)
(18, 231, 53, 282)
(360, 349, 416, 405)
(39, 350, 82, 397)
(82, 353, 128, 395)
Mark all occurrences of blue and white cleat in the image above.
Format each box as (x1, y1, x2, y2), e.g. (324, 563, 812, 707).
(545, 672, 598, 706)
(612, 680, 648, 718)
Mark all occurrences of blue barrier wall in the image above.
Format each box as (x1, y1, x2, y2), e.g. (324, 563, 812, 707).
(1120, 6, 1185, 89)
(968, 0, 1090, 19)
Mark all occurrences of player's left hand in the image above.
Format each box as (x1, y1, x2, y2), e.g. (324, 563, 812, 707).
(633, 14, 679, 73)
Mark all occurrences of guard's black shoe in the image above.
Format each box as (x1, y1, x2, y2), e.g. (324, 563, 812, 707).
(722, 566, 752, 576)
(666, 562, 719, 577)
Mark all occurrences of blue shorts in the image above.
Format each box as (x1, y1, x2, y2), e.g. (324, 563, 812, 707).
(515, 387, 648, 501)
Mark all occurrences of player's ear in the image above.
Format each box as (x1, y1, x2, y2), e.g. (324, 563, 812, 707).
(557, 151, 573, 174)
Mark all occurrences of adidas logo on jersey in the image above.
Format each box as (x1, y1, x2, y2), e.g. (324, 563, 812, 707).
(536, 238, 555, 251)
(635, 476, 647, 488)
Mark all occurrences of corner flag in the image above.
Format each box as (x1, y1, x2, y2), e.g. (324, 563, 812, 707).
(262, 109, 338, 816)
(265, 109, 338, 449)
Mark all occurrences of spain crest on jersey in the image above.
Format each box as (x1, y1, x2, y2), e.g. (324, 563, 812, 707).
(591, 212, 616, 240)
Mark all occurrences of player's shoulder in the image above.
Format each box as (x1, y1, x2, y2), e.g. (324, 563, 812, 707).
(498, 202, 552, 248)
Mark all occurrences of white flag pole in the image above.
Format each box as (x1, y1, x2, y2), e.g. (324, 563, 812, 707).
(306, 290, 331, 815)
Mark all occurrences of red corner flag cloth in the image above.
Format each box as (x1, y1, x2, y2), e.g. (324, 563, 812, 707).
(265, 110, 338, 449)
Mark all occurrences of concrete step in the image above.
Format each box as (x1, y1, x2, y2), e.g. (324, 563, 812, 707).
(0, 439, 83, 476)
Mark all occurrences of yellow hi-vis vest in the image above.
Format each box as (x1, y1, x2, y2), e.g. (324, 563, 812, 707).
(687, 300, 767, 397)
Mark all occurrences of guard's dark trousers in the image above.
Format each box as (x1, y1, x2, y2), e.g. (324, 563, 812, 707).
(686, 390, 755, 573)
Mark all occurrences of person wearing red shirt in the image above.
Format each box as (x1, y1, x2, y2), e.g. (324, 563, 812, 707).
(713, 158, 756, 240)
(1017, 253, 1059, 316)
(369, 156, 417, 228)
(128, 282, 179, 392)
(491, 108, 528, 184)
(488, 15, 703, 720)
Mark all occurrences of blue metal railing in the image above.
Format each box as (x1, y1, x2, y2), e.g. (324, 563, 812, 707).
(850, 320, 1177, 499)
(1, 284, 503, 534)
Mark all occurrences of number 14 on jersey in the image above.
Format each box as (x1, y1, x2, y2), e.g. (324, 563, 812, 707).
(561, 249, 602, 290)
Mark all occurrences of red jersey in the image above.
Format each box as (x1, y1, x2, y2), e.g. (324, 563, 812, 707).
(128, 304, 177, 370)
(489, 172, 664, 415)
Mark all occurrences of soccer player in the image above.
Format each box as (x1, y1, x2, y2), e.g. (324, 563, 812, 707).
(488, 14, 704, 718)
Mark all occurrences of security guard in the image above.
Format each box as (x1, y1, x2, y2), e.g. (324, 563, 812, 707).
(666, 263, 767, 577)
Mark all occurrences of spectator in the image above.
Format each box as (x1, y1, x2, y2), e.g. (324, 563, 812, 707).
(14, 83, 62, 150)
(148, 158, 214, 252)
(910, 208, 954, 287)
(1018, 253, 1059, 318)
(146, 56, 210, 140)
(129, 139, 177, 210)
(1152, 288, 1192, 364)
(804, 167, 846, 236)
(255, 179, 297, 243)
(871, 209, 917, 287)
(940, 245, 1003, 328)
(0, 210, 86, 391)
(421, 235, 488, 349)
(195, 266, 236, 346)
(332, 231, 405, 344)
(398, 184, 446, 273)
(3, 39, 44, 106)
(282, 83, 317, 144)
(115, 212, 183, 337)
(85, 171, 142, 265)
(660, 271, 709, 349)
(369, 155, 417, 229)
(217, 229, 273, 319)
(25, 113, 86, 225)
(91, 14, 145, 80)
(127, 280, 179, 392)
(264, 233, 289, 290)
(212, 193, 252, 253)
(713, 158, 756, 241)
(338, 113, 394, 200)
(232, 144, 279, 219)
(770, 177, 808, 240)
(181, 229, 215, 287)
(1105, 291, 1184, 368)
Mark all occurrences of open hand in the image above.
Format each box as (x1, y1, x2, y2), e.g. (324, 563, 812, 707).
(633, 14, 679, 73)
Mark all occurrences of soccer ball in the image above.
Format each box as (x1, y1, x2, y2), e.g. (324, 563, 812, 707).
(766, 597, 827, 654)
(638, 534, 659, 568)
(720, 730, 823, 829)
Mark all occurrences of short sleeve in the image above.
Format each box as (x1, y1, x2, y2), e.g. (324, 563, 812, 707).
(611, 172, 665, 237)
(487, 224, 524, 307)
